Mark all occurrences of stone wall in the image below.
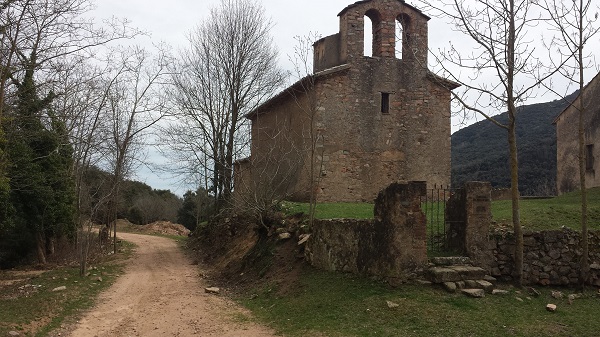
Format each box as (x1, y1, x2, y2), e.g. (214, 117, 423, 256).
(491, 188, 511, 201)
(305, 182, 427, 282)
(555, 71, 600, 195)
(312, 0, 455, 202)
(235, 0, 457, 204)
(488, 229, 600, 286)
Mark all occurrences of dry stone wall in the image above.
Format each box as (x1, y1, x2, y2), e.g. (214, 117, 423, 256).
(305, 181, 427, 282)
(489, 229, 600, 286)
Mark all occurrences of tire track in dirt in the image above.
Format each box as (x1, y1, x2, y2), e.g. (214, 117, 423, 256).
(68, 232, 276, 337)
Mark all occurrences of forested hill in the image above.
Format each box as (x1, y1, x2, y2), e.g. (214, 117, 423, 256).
(451, 92, 578, 195)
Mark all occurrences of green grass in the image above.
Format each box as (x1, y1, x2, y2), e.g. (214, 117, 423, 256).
(0, 241, 133, 337)
(282, 188, 600, 232)
(241, 267, 600, 337)
(492, 188, 600, 231)
(282, 201, 374, 219)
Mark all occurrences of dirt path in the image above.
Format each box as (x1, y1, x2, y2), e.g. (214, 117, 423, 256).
(68, 233, 276, 337)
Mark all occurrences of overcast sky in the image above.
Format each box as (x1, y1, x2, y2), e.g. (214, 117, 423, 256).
(93, 0, 459, 71)
(91, 0, 598, 194)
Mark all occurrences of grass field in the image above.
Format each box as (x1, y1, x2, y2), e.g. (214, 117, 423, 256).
(492, 188, 600, 231)
(282, 201, 374, 220)
(242, 267, 600, 337)
(282, 188, 600, 231)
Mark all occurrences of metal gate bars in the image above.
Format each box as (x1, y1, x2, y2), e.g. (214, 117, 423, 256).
(421, 186, 465, 256)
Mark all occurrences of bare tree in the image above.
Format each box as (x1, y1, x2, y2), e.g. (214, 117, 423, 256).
(538, 0, 600, 288)
(232, 115, 305, 226)
(289, 33, 326, 226)
(99, 46, 172, 253)
(167, 0, 285, 210)
(418, 0, 563, 286)
(0, 0, 138, 264)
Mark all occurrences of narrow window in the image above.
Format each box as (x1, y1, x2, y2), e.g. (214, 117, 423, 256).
(364, 15, 373, 57)
(586, 144, 595, 171)
(395, 20, 403, 59)
(381, 92, 390, 114)
(397, 14, 411, 60)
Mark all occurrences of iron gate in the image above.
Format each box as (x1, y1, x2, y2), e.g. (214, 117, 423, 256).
(421, 186, 465, 256)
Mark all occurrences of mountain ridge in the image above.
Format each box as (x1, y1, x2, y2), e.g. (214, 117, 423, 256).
(451, 92, 578, 195)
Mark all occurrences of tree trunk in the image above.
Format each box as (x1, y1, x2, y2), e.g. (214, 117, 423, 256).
(35, 232, 47, 265)
(46, 236, 55, 256)
(508, 123, 523, 287)
(576, 2, 589, 288)
(578, 97, 589, 288)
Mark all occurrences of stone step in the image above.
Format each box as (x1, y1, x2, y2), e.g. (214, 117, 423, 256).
(427, 265, 487, 283)
(430, 256, 472, 266)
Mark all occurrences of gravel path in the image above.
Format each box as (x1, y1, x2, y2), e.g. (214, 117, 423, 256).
(68, 232, 276, 337)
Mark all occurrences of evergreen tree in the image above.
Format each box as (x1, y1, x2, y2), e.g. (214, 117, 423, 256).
(5, 59, 76, 264)
(177, 190, 199, 231)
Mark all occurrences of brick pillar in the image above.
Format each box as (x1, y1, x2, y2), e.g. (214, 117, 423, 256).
(373, 17, 396, 58)
(464, 181, 493, 270)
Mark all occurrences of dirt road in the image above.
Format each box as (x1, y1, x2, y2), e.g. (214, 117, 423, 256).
(68, 232, 276, 337)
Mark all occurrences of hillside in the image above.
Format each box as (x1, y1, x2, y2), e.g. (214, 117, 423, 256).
(451, 92, 578, 195)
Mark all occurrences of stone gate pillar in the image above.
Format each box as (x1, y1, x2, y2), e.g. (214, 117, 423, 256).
(464, 181, 493, 270)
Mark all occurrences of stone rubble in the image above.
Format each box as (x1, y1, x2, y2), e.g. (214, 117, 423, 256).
(386, 300, 400, 308)
(461, 289, 485, 298)
(205, 287, 220, 294)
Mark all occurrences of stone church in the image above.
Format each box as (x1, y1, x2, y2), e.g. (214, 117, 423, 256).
(554, 70, 600, 195)
(234, 0, 458, 204)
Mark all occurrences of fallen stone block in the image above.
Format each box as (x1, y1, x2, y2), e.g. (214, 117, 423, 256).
(205, 287, 220, 294)
(278, 232, 292, 240)
(386, 300, 399, 308)
(298, 234, 311, 245)
(52, 286, 66, 292)
(461, 289, 485, 298)
(443, 282, 457, 293)
(546, 303, 557, 312)
(551, 291, 563, 299)
(492, 289, 509, 295)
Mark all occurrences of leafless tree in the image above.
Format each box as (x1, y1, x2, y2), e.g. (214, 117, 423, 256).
(0, 0, 139, 265)
(50, 57, 108, 274)
(538, 0, 600, 288)
(98, 46, 172, 253)
(289, 33, 326, 226)
(232, 114, 305, 226)
(167, 0, 285, 210)
(418, 0, 563, 286)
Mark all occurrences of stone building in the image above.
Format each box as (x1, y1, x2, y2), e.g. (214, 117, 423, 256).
(554, 71, 600, 194)
(234, 0, 458, 204)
